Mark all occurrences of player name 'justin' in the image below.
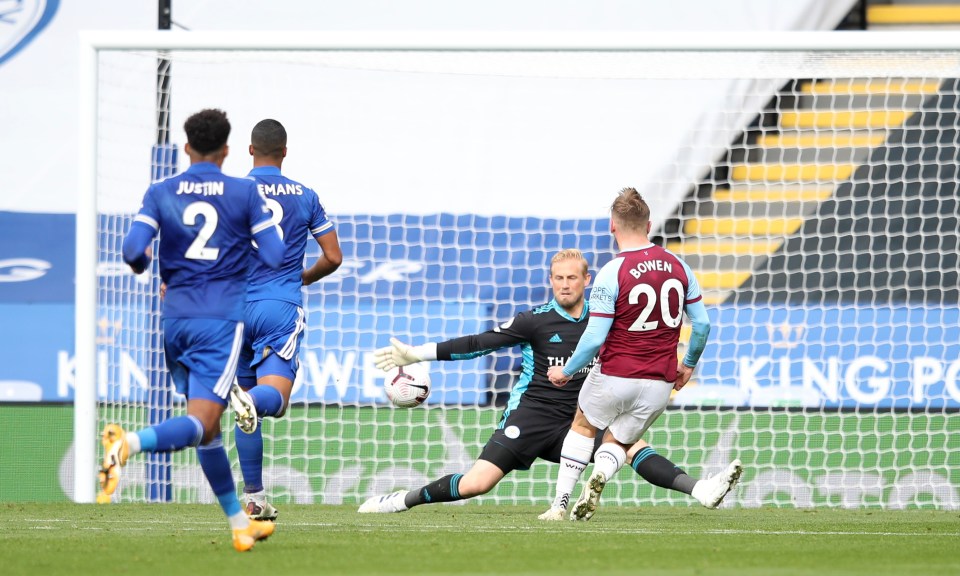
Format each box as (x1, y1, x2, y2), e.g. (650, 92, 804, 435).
(629, 259, 673, 278)
(257, 183, 304, 196)
(176, 181, 224, 196)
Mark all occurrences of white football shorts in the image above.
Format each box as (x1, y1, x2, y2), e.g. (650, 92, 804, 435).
(578, 364, 673, 445)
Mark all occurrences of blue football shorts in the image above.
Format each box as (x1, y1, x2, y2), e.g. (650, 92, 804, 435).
(162, 318, 244, 405)
(237, 300, 305, 386)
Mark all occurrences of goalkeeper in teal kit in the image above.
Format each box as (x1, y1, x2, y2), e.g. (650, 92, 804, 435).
(100, 109, 283, 552)
(359, 249, 741, 515)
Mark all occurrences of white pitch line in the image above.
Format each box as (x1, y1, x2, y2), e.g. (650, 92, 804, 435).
(17, 518, 960, 538)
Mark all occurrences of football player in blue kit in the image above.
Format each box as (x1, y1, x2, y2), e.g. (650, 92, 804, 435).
(228, 119, 343, 521)
(100, 109, 284, 552)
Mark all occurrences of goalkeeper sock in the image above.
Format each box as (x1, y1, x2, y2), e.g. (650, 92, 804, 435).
(551, 430, 595, 509)
(197, 435, 246, 527)
(235, 422, 265, 493)
(630, 447, 696, 495)
(404, 473, 464, 508)
(250, 385, 284, 417)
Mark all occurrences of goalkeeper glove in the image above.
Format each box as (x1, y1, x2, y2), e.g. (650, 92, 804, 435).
(373, 337, 437, 372)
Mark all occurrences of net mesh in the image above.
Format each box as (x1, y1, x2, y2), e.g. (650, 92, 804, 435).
(93, 47, 960, 509)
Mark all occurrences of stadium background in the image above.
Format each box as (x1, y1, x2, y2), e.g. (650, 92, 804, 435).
(1, 0, 958, 508)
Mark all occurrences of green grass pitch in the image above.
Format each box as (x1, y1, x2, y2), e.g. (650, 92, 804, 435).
(2, 503, 958, 576)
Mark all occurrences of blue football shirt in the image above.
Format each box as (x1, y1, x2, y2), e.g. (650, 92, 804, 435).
(245, 166, 334, 306)
(131, 162, 276, 320)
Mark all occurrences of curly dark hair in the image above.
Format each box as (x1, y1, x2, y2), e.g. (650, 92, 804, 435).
(184, 108, 231, 154)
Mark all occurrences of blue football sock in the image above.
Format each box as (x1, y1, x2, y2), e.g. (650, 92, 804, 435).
(197, 435, 243, 518)
(235, 423, 264, 493)
(136, 415, 202, 452)
(250, 385, 284, 417)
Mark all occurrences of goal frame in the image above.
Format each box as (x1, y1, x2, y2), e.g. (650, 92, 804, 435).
(76, 29, 960, 503)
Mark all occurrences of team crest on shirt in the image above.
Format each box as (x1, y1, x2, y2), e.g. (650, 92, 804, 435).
(0, 0, 59, 67)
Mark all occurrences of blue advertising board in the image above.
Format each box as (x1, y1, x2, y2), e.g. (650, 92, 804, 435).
(2, 211, 959, 409)
(683, 305, 960, 409)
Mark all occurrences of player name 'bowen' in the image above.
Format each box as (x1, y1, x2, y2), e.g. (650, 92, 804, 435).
(176, 181, 224, 196)
(629, 259, 672, 278)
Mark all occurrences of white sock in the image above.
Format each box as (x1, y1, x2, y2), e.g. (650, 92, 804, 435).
(244, 489, 266, 504)
(229, 510, 250, 530)
(593, 443, 627, 480)
(127, 432, 142, 455)
(552, 430, 596, 509)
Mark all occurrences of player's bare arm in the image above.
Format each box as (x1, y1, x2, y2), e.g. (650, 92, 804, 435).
(302, 228, 343, 285)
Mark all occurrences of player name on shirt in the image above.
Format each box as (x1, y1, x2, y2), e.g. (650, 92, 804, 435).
(257, 183, 304, 195)
(176, 181, 224, 196)
(628, 258, 673, 278)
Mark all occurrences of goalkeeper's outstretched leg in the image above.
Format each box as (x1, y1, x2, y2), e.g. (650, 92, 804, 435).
(359, 459, 506, 513)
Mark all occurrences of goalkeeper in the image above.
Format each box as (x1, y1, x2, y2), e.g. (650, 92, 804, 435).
(359, 248, 740, 515)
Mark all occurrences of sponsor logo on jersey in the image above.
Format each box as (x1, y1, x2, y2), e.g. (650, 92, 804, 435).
(591, 285, 614, 306)
(549, 334, 562, 343)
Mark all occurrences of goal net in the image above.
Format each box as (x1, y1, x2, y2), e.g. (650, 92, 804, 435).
(77, 32, 960, 509)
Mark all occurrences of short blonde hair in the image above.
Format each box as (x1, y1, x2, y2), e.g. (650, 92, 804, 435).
(550, 248, 589, 276)
(611, 187, 650, 232)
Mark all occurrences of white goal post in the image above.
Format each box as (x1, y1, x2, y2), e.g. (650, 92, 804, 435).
(77, 30, 960, 507)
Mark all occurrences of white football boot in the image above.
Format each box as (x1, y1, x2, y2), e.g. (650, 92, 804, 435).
(243, 493, 279, 521)
(570, 471, 606, 521)
(691, 459, 743, 509)
(537, 506, 567, 521)
(358, 490, 410, 513)
(230, 382, 258, 434)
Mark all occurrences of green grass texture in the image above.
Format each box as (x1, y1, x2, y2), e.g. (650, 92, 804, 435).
(2, 503, 958, 576)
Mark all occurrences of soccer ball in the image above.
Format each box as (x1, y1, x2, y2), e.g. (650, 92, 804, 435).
(384, 364, 431, 408)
